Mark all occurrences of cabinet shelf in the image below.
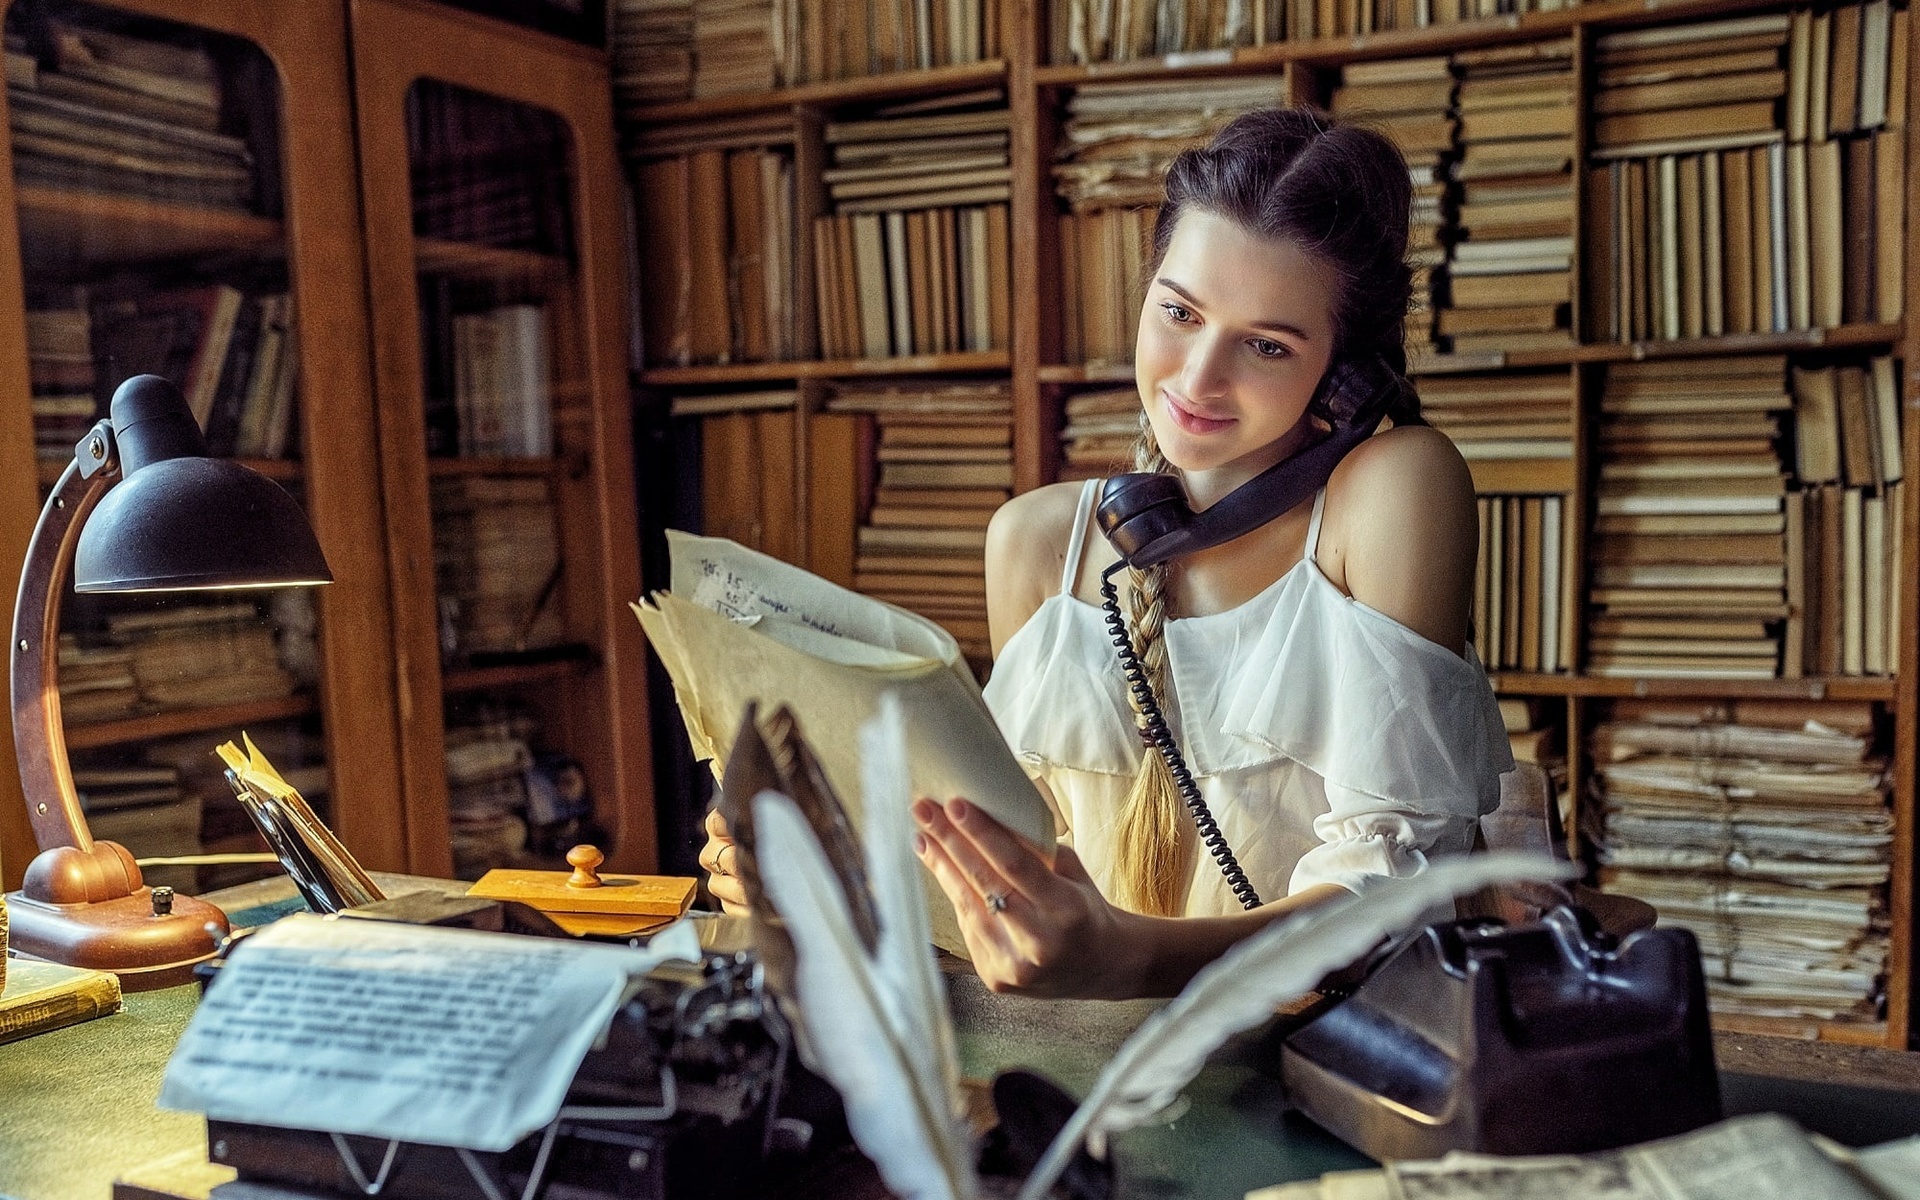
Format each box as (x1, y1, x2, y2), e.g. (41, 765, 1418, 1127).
(413, 236, 570, 286)
(1033, 0, 1793, 83)
(425, 455, 568, 478)
(443, 657, 591, 694)
(625, 59, 1009, 124)
(639, 349, 1010, 385)
(1488, 673, 1897, 702)
(64, 694, 318, 753)
(15, 184, 282, 269)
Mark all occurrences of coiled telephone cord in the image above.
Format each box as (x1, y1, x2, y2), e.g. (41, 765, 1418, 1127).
(1099, 561, 1262, 911)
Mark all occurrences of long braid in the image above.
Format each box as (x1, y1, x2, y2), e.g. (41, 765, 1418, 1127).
(1111, 419, 1192, 916)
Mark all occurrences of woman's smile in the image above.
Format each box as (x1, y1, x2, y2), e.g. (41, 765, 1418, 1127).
(1161, 389, 1237, 435)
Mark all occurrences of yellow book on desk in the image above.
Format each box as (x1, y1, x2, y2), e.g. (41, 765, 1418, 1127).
(0, 955, 123, 1045)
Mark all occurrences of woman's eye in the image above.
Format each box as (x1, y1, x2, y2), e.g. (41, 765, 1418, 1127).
(1160, 302, 1194, 324)
(1250, 338, 1289, 359)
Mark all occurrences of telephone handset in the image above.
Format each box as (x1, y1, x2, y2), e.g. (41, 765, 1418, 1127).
(1091, 355, 1411, 911)
(1097, 355, 1409, 571)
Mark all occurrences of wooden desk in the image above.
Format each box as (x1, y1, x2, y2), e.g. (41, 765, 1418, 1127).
(3, 881, 1919, 1200)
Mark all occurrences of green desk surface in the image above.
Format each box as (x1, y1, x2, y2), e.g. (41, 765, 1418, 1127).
(4, 877, 1919, 1200)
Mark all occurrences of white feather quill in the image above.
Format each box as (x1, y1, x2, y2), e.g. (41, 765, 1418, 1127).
(754, 780, 976, 1200)
(1017, 852, 1576, 1200)
(861, 694, 970, 1131)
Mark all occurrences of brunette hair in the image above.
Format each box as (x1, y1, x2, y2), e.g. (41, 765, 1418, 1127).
(1112, 106, 1421, 917)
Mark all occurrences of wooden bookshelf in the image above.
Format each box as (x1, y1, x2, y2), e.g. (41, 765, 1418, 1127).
(63, 695, 318, 752)
(13, 186, 282, 266)
(352, 0, 653, 877)
(624, 0, 1920, 1047)
(639, 349, 1010, 385)
(0, 0, 407, 887)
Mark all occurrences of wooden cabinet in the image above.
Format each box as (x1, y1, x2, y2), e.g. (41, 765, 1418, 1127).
(349, 0, 653, 876)
(0, 0, 652, 892)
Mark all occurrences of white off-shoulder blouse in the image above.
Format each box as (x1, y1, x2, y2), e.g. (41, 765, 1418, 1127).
(982, 478, 1514, 916)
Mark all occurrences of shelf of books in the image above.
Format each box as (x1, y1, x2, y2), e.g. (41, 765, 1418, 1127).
(0, 0, 404, 894)
(350, 0, 652, 880)
(619, 0, 1917, 1044)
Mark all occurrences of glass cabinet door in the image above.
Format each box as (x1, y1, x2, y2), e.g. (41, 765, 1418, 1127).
(350, 0, 653, 878)
(0, 0, 401, 891)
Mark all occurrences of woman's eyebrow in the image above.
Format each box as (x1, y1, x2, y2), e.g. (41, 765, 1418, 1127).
(1155, 277, 1311, 340)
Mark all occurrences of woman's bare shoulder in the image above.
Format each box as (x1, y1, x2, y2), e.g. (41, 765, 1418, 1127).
(1322, 424, 1478, 651)
(987, 481, 1091, 653)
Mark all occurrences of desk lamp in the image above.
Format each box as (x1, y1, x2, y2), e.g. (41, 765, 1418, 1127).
(6, 374, 332, 989)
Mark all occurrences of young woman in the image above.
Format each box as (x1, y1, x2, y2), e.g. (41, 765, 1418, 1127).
(704, 107, 1513, 1000)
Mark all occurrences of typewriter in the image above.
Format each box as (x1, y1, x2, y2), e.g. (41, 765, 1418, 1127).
(191, 904, 845, 1200)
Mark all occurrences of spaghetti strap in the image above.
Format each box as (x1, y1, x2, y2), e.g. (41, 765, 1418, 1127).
(1303, 488, 1329, 559)
(1061, 478, 1102, 595)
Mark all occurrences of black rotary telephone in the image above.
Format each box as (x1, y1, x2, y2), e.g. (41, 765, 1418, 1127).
(1092, 356, 1412, 909)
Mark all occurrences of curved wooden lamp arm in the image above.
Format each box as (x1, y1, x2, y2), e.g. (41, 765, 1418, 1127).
(10, 423, 117, 853)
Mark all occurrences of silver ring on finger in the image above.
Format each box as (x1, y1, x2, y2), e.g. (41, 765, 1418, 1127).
(983, 890, 1008, 914)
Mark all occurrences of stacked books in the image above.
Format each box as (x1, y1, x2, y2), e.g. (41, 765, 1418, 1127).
(831, 380, 1012, 662)
(1499, 697, 1566, 800)
(1587, 8, 1908, 342)
(1420, 370, 1574, 462)
(24, 303, 95, 460)
(449, 303, 552, 457)
(814, 100, 1010, 359)
(112, 601, 299, 711)
(1789, 356, 1904, 677)
(1473, 494, 1571, 674)
(1593, 700, 1892, 1026)
(610, 0, 694, 106)
(1046, 0, 1267, 63)
(691, 0, 777, 97)
(1053, 76, 1283, 364)
(90, 284, 300, 458)
(1588, 357, 1790, 680)
(5, 21, 252, 211)
(431, 475, 566, 660)
(55, 635, 138, 724)
(1441, 40, 1576, 354)
(1054, 76, 1287, 210)
(1330, 57, 1455, 358)
(407, 80, 573, 257)
(671, 389, 802, 563)
(1058, 386, 1139, 481)
(445, 703, 538, 878)
(632, 134, 797, 366)
(1591, 14, 1790, 159)
(783, 0, 995, 80)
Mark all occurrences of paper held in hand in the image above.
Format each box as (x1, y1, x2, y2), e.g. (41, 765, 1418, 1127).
(633, 533, 1055, 934)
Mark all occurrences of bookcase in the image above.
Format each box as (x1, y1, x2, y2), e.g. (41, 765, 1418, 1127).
(0, 0, 653, 893)
(617, 0, 1919, 1048)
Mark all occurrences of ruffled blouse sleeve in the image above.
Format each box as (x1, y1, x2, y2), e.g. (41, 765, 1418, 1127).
(1177, 568, 1515, 896)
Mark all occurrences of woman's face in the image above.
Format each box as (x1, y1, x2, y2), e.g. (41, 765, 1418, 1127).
(1134, 209, 1341, 482)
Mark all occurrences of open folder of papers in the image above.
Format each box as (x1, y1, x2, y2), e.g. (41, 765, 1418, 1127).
(633, 531, 1054, 953)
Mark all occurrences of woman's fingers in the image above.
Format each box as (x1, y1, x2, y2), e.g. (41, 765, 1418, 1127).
(704, 807, 731, 839)
(707, 870, 749, 909)
(939, 798, 1058, 899)
(912, 798, 1029, 908)
(697, 834, 735, 878)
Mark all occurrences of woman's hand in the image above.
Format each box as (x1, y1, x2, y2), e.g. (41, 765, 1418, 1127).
(698, 807, 750, 914)
(913, 797, 1146, 1000)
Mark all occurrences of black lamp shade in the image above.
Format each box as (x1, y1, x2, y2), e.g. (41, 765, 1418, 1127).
(71, 374, 332, 593)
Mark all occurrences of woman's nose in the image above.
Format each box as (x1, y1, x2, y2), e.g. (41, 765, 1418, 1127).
(1179, 333, 1231, 400)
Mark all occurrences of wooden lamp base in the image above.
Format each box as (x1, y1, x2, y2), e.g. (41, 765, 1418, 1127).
(6, 840, 226, 991)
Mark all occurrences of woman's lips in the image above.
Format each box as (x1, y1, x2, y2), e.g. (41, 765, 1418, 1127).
(1162, 390, 1235, 435)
